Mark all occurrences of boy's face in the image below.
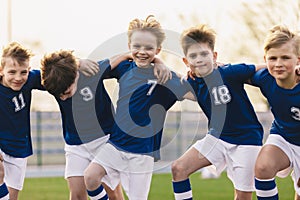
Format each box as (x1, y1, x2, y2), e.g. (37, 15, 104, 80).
(183, 42, 217, 77)
(0, 57, 30, 91)
(264, 41, 300, 83)
(129, 30, 161, 68)
(59, 72, 79, 100)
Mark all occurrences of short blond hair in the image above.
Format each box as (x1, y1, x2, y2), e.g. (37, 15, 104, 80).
(127, 15, 166, 48)
(1, 42, 33, 67)
(264, 25, 300, 56)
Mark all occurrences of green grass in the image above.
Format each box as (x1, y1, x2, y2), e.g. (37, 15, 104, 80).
(19, 172, 294, 200)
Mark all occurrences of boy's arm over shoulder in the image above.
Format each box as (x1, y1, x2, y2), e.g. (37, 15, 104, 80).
(221, 63, 256, 82)
(78, 59, 99, 76)
(108, 54, 173, 83)
(254, 63, 267, 71)
(109, 52, 132, 69)
(152, 57, 172, 84)
(181, 75, 196, 101)
(78, 53, 132, 77)
(28, 70, 44, 90)
(249, 68, 269, 86)
(102, 58, 133, 80)
(243, 63, 266, 84)
(166, 72, 196, 101)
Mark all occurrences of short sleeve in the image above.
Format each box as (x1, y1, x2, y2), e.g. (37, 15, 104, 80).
(250, 68, 269, 87)
(28, 70, 44, 90)
(221, 63, 256, 82)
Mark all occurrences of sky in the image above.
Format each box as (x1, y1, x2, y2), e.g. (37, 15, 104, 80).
(1, 0, 240, 60)
(1, 0, 298, 61)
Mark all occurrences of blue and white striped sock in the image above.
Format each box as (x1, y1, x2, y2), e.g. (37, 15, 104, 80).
(172, 179, 193, 200)
(0, 183, 9, 200)
(87, 185, 108, 200)
(255, 177, 278, 200)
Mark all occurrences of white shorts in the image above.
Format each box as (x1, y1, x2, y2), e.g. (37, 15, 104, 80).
(193, 134, 261, 191)
(0, 149, 27, 191)
(64, 135, 109, 179)
(265, 134, 300, 195)
(92, 143, 154, 200)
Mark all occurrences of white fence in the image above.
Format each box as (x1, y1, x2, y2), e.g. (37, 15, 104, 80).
(28, 111, 273, 166)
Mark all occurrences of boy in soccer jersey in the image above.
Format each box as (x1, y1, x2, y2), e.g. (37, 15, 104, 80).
(252, 25, 300, 200)
(0, 42, 44, 200)
(171, 24, 266, 200)
(40, 49, 172, 200)
(0, 42, 103, 200)
(83, 15, 194, 200)
(41, 50, 130, 200)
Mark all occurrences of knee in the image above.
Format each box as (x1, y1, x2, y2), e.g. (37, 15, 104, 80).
(84, 169, 99, 191)
(171, 160, 186, 180)
(255, 161, 274, 179)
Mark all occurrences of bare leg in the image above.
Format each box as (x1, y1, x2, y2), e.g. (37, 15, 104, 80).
(234, 189, 252, 200)
(7, 187, 18, 200)
(172, 147, 211, 200)
(67, 176, 88, 200)
(172, 147, 211, 181)
(295, 193, 300, 200)
(0, 160, 4, 184)
(84, 162, 107, 191)
(103, 182, 124, 200)
(68, 175, 124, 200)
(255, 144, 290, 199)
(255, 145, 290, 179)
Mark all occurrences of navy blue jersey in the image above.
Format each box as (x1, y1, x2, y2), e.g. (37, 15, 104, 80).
(251, 68, 300, 145)
(56, 59, 115, 145)
(107, 60, 189, 160)
(0, 70, 44, 158)
(188, 64, 263, 145)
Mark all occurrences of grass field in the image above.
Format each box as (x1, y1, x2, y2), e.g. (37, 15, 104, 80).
(19, 172, 294, 200)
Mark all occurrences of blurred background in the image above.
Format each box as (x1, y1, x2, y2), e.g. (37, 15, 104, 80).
(1, 0, 299, 167)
